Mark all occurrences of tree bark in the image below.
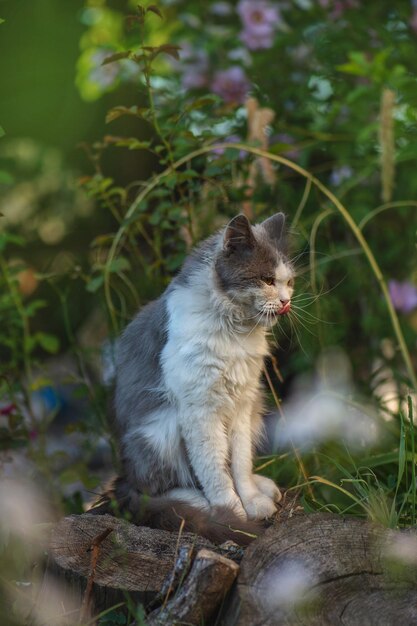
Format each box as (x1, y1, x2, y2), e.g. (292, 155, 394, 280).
(48, 513, 215, 616)
(146, 549, 239, 625)
(221, 512, 417, 626)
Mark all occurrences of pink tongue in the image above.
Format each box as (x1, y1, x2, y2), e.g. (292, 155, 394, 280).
(278, 302, 291, 315)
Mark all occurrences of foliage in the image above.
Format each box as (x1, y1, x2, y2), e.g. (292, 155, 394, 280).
(1, 1, 417, 623)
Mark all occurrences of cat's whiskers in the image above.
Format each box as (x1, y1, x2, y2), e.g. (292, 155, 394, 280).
(290, 303, 333, 326)
(287, 311, 310, 357)
(288, 308, 317, 337)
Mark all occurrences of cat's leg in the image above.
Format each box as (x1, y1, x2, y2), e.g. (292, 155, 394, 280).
(230, 398, 279, 520)
(252, 474, 282, 502)
(250, 402, 282, 503)
(179, 406, 247, 519)
(164, 488, 210, 510)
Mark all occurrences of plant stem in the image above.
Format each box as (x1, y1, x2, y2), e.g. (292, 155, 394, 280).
(104, 142, 417, 391)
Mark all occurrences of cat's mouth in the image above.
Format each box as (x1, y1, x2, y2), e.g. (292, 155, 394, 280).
(262, 302, 291, 319)
(278, 302, 291, 315)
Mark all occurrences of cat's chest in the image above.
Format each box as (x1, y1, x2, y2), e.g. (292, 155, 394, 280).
(163, 291, 268, 400)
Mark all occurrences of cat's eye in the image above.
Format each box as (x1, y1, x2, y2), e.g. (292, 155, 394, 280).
(287, 278, 294, 287)
(262, 276, 275, 286)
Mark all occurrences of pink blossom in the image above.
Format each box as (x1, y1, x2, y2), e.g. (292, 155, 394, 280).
(237, 0, 282, 50)
(411, 10, 417, 35)
(211, 66, 250, 104)
(0, 403, 16, 416)
(174, 43, 210, 90)
(318, 0, 359, 20)
(212, 135, 247, 158)
(388, 280, 417, 314)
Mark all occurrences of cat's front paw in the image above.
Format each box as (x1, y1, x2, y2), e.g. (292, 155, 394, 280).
(211, 493, 247, 520)
(242, 494, 277, 520)
(253, 474, 282, 503)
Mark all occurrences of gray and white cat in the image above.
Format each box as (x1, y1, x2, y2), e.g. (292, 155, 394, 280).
(95, 213, 294, 543)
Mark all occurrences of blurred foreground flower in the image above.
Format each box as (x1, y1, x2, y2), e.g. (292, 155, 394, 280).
(237, 0, 282, 50)
(383, 533, 417, 566)
(0, 479, 78, 626)
(256, 559, 317, 614)
(273, 350, 379, 450)
(388, 280, 417, 314)
(211, 66, 250, 103)
(0, 478, 50, 552)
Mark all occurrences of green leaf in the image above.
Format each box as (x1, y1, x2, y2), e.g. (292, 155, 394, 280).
(146, 5, 163, 19)
(185, 95, 219, 111)
(0, 170, 13, 184)
(397, 413, 406, 489)
(146, 44, 181, 61)
(25, 300, 47, 317)
(90, 234, 114, 248)
(0, 126, 5, 138)
(105, 106, 148, 124)
(37, 333, 59, 354)
(107, 137, 151, 151)
(86, 274, 104, 293)
(108, 257, 131, 273)
(102, 51, 132, 65)
(0, 232, 25, 251)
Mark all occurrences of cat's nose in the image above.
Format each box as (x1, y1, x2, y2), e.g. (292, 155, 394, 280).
(280, 298, 290, 306)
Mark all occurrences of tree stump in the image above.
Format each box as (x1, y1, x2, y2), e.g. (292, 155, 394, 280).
(146, 549, 239, 625)
(48, 514, 214, 614)
(222, 513, 417, 626)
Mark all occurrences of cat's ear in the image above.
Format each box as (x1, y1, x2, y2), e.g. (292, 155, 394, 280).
(223, 214, 255, 254)
(262, 212, 286, 243)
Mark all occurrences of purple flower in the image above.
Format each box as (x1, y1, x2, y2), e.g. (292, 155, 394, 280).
(211, 66, 250, 104)
(329, 165, 352, 186)
(411, 10, 417, 35)
(388, 280, 417, 314)
(272, 133, 300, 160)
(237, 0, 282, 50)
(174, 43, 209, 90)
(318, 0, 359, 20)
(212, 135, 247, 158)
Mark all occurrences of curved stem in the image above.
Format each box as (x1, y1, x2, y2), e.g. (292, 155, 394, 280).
(105, 142, 417, 390)
(358, 200, 417, 231)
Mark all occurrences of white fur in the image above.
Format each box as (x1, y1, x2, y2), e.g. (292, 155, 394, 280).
(160, 266, 279, 520)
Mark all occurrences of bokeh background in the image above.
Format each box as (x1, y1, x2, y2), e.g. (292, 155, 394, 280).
(1, 1, 417, 623)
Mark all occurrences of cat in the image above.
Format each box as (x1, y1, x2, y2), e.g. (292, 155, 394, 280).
(92, 212, 294, 544)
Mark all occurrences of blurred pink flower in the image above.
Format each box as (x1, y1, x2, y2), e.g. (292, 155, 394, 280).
(211, 66, 250, 104)
(237, 0, 282, 50)
(410, 10, 417, 35)
(272, 133, 300, 160)
(212, 135, 247, 158)
(318, 0, 359, 20)
(175, 43, 210, 89)
(388, 280, 417, 314)
(0, 403, 16, 416)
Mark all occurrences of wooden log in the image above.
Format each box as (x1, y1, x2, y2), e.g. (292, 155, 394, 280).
(222, 513, 417, 626)
(48, 513, 214, 615)
(146, 549, 239, 625)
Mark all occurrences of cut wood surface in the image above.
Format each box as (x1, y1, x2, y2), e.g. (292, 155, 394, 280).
(48, 513, 215, 613)
(146, 548, 239, 625)
(222, 512, 417, 626)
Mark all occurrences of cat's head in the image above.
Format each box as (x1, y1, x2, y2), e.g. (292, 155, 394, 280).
(215, 213, 294, 327)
